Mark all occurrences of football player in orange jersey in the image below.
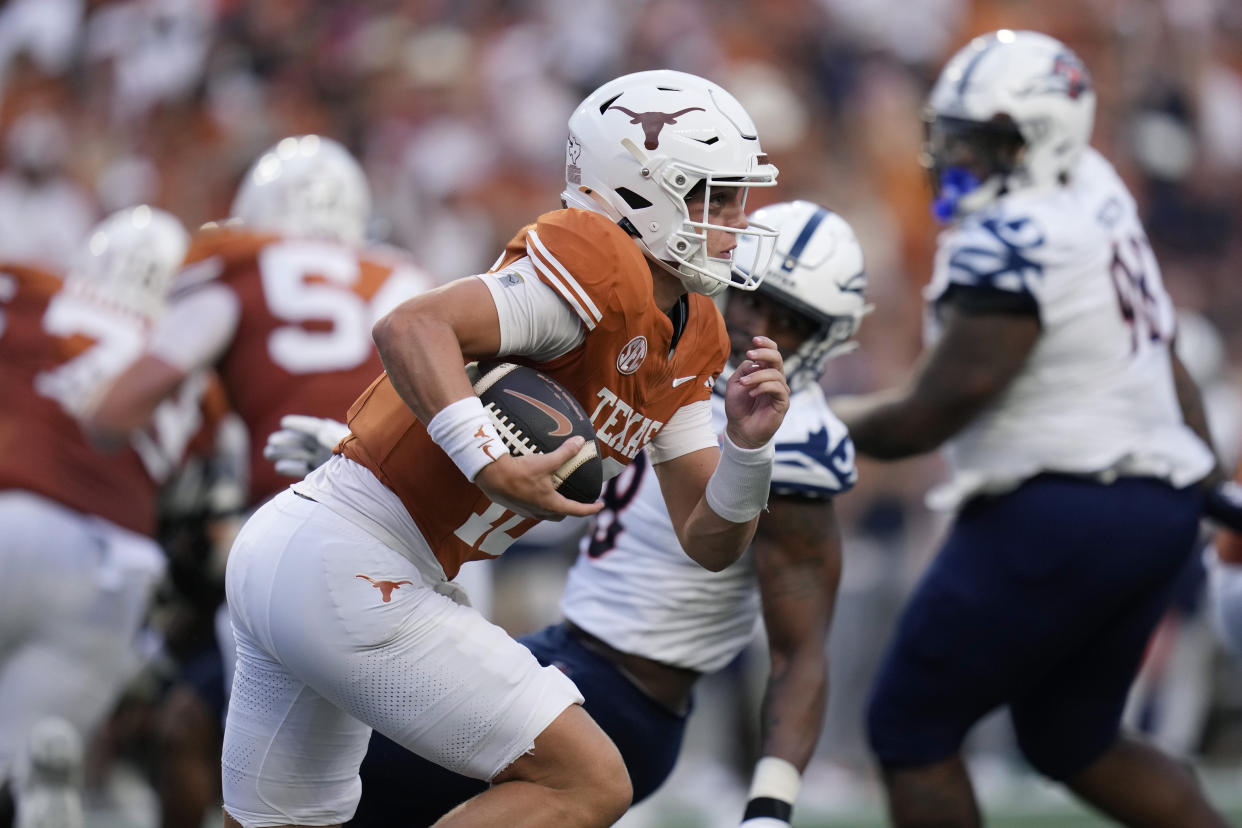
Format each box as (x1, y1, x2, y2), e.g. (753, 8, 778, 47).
(82, 135, 437, 828)
(87, 135, 436, 509)
(216, 70, 789, 828)
(0, 206, 194, 828)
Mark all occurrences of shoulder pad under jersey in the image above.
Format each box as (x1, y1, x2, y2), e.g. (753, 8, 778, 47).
(770, 387, 857, 498)
(936, 208, 1049, 300)
(171, 224, 278, 298)
(523, 209, 651, 332)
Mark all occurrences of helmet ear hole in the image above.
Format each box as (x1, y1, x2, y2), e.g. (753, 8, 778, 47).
(615, 188, 652, 210)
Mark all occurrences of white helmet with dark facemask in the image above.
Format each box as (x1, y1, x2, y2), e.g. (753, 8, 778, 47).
(65, 205, 189, 323)
(732, 200, 870, 390)
(231, 135, 370, 245)
(562, 70, 779, 297)
(924, 29, 1096, 221)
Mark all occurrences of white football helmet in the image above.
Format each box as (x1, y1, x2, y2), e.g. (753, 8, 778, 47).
(65, 205, 189, 322)
(230, 135, 370, 245)
(924, 29, 1096, 220)
(733, 200, 871, 390)
(562, 70, 779, 297)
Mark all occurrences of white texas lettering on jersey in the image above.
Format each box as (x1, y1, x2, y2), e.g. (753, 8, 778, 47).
(923, 147, 1213, 510)
(589, 386, 664, 461)
(561, 380, 855, 672)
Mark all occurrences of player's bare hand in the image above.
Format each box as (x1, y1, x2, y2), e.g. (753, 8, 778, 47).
(724, 336, 789, 449)
(474, 436, 604, 521)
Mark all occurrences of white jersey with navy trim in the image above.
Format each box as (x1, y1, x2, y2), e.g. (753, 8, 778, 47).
(559, 380, 855, 673)
(923, 148, 1214, 511)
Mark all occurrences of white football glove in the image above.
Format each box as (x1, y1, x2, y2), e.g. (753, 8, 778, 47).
(264, 415, 351, 478)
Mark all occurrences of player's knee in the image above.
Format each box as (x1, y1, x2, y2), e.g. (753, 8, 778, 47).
(585, 744, 632, 823)
(547, 736, 631, 826)
(1014, 720, 1110, 781)
(496, 707, 632, 826)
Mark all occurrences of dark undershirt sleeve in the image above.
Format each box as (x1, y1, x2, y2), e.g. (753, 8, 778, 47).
(936, 282, 1041, 322)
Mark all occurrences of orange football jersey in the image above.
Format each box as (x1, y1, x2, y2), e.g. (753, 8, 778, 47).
(341, 209, 729, 579)
(0, 265, 161, 536)
(176, 225, 432, 505)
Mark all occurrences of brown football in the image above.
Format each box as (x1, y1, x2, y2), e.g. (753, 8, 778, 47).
(467, 361, 603, 504)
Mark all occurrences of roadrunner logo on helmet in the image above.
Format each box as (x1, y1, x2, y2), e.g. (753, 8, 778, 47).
(923, 30, 1096, 222)
(732, 200, 872, 390)
(562, 70, 779, 297)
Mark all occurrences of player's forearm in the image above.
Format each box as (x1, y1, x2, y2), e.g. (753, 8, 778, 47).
(677, 434, 776, 570)
(757, 645, 828, 769)
(87, 357, 187, 438)
(1171, 350, 1224, 484)
(833, 387, 953, 460)
(677, 505, 760, 572)
(372, 306, 476, 422)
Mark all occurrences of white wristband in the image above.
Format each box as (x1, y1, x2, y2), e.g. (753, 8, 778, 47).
(426, 396, 505, 482)
(705, 431, 774, 523)
(742, 756, 800, 824)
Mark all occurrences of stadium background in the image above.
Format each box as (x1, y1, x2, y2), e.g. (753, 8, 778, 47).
(2, 0, 1241, 825)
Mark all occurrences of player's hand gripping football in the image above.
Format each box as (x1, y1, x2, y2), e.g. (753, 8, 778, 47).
(724, 336, 789, 449)
(474, 438, 604, 522)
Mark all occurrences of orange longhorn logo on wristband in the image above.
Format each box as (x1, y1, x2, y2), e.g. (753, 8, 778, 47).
(473, 425, 500, 460)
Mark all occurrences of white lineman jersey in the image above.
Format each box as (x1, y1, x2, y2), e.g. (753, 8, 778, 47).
(559, 381, 855, 673)
(924, 147, 1213, 510)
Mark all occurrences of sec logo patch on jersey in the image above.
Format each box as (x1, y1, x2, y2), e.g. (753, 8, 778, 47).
(468, 361, 603, 504)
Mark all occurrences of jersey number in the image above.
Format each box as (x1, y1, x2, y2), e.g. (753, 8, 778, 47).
(259, 242, 427, 375)
(260, 242, 374, 374)
(586, 452, 648, 558)
(1110, 234, 1171, 354)
(36, 296, 203, 483)
(453, 502, 537, 557)
(36, 296, 146, 416)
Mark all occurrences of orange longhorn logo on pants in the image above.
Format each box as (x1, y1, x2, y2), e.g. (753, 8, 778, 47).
(355, 574, 414, 602)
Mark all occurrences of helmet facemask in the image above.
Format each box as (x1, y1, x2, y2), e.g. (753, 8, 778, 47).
(756, 285, 869, 391)
(923, 112, 1026, 222)
(622, 146, 779, 298)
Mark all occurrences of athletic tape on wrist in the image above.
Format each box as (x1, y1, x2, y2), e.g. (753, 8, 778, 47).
(705, 431, 774, 523)
(743, 757, 800, 823)
(426, 396, 504, 482)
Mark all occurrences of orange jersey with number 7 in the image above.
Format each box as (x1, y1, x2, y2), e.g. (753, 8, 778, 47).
(173, 225, 434, 504)
(0, 265, 189, 535)
(341, 208, 729, 580)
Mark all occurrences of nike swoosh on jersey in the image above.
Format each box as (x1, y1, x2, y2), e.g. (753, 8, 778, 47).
(671, 375, 699, 387)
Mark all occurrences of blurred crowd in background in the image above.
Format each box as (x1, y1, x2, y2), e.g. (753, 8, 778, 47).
(2, 0, 1242, 825)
